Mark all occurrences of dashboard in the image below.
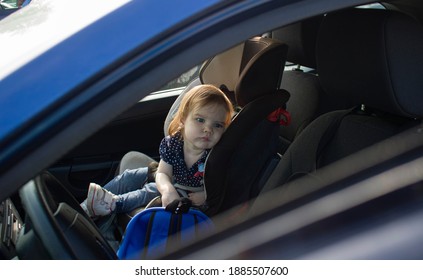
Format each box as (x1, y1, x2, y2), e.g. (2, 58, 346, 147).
(0, 199, 23, 259)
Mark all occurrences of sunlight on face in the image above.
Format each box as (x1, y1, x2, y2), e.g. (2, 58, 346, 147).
(183, 103, 228, 151)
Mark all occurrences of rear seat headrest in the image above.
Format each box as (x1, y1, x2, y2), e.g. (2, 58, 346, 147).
(272, 15, 323, 68)
(316, 8, 423, 118)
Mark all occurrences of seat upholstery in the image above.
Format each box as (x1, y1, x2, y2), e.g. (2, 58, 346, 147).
(203, 37, 290, 216)
(317, 9, 423, 118)
(272, 15, 327, 153)
(273, 16, 321, 69)
(255, 8, 423, 203)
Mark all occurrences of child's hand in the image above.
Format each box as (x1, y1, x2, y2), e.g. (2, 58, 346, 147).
(161, 191, 180, 207)
(188, 191, 206, 206)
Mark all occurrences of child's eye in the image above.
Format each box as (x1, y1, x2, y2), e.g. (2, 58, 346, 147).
(214, 123, 224, 128)
(195, 118, 205, 123)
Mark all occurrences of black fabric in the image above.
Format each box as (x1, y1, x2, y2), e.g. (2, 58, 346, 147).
(318, 111, 419, 167)
(255, 9, 423, 204)
(239, 37, 274, 75)
(272, 15, 323, 68)
(165, 198, 192, 214)
(272, 16, 330, 153)
(220, 118, 281, 213)
(204, 91, 290, 216)
(273, 109, 357, 187)
(235, 41, 288, 106)
(316, 9, 423, 118)
(315, 107, 358, 166)
(143, 212, 156, 258)
(279, 70, 324, 149)
(198, 36, 290, 216)
(198, 37, 286, 107)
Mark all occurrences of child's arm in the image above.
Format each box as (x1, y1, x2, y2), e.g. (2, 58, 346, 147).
(155, 160, 180, 207)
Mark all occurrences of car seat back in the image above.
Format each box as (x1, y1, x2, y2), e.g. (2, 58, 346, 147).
(203, 37, 290, 216)
(256, 8, 423, 200)
(271, 15, 327, 153)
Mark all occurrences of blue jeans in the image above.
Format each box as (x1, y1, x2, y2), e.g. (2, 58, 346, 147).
(103, 167, 160, 213)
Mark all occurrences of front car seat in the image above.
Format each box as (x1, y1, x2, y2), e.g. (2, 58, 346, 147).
(255, 8, 423, 205)
(272, 15, 328, 154)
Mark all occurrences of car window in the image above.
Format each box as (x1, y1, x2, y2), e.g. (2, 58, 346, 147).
(1, 0, 18, 9)
(357, 3, 385, 9)
(0, 0, 29, 9)
(0, 0, 31, 20)
(159, 65, 201, 91)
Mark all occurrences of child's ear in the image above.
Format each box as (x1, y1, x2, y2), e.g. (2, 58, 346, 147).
(178, 122, 184, 131)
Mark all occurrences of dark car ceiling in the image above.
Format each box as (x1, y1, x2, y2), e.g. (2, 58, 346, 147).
(384, 0, 423, 23)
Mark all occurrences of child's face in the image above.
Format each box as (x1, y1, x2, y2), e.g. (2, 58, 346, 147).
(182, 103, 228, 152)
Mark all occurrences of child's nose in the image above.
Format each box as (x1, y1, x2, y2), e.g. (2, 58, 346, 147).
(203, 124, 212, 133)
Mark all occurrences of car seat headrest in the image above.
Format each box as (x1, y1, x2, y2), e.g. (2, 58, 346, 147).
(200, 43, 244, 102)
(164, 37, 288, 135)
(235, 38, 288, 106)
(272, 15, 323, 68)
(200, 37, 288, 107)
(316, 8, 423, 118)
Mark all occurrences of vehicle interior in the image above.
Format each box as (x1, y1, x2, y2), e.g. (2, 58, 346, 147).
(2, 0, 423, 259)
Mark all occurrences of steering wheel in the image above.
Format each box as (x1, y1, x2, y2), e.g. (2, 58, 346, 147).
(18, 171, 117, 259)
